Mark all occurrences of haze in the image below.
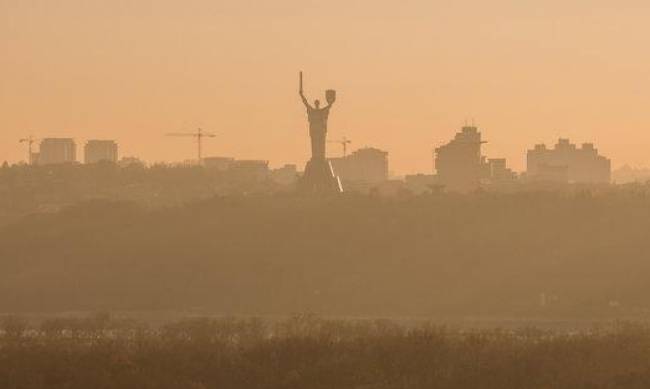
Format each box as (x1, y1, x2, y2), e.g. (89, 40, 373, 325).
(2, 0, 650, 174)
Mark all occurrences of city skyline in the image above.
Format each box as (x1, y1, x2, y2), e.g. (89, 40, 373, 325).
(4, 3, 650, 385)
(3, 1, 650, 174)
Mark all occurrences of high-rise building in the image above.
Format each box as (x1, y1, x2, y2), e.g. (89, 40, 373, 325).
(527, 139, 611, 184)
(434, 126, 486, 192)
(330, 147, 389, 184)
(38, 138, 77, 165)
(84, 140, 118, 164)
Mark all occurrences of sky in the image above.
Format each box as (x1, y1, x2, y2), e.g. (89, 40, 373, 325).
(2, 0, 650, 174)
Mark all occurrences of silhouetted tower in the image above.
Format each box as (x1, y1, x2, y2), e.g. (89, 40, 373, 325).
(166, 128, 216, 165)
(19, 136, 37, 165)
(434, 125, 487, 192)
(329, 137, 352, 157)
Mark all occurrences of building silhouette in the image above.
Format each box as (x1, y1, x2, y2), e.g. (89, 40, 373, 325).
(84, 140, 118, 164)
(434, 126, 486, 192)
(118, 156, 146, 168)
(203, 156, 274, 183)
(37, 138, 76, 165)
(271, 164, 298, 186)
(203, 157, 235, 171)
(434, 126, 517, 192)
(228, 160, 270, 182)
(485, 158, 517, 182)
(330, 147, 389, 185)
(527, 139, 611, 184)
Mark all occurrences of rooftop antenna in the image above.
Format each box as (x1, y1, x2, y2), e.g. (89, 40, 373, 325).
(166, 128, 217, 165)
(19, 135, 38, 165)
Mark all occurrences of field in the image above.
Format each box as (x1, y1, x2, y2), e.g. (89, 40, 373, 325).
(2, 314, 650, 389)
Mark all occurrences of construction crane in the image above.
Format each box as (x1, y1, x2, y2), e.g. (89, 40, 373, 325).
(329, 137, 352, 157)
(166, 128, 216, 165)
(19, 136, 37, 165)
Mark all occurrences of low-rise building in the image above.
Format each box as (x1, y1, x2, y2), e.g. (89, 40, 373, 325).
(330, 147, 389, 185)
(204, 157, 235, 171)
(486, 158, 517, 182)
(118, 156, 146, 168)
(228, 160, 270, 182)
(271, 164, 298, 186)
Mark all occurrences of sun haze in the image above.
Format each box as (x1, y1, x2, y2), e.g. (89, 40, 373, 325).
(2, 0, 650, 174)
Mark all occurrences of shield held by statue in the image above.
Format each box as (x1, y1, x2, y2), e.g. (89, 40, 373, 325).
(325, 89, 336, 105)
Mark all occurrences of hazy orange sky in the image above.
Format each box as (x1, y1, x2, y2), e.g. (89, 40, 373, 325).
(2, 0, 650, 174)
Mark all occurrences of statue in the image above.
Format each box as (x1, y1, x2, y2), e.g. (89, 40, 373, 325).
(298, 72, 343, 193)
(300, 74, 335, 161)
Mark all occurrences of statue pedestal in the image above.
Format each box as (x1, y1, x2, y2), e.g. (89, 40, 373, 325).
(299, 158, 343, 194)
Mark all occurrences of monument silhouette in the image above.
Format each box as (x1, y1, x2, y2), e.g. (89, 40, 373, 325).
(298, 71, 343, 193)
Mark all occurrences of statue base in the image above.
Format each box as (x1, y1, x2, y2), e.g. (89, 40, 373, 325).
(299, 158, 343, 194)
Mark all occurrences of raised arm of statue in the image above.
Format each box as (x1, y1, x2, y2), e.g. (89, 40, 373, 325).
(300, 91, 312, 109)
(299, 71, 313, 109)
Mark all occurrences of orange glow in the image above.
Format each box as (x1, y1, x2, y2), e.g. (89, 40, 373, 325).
(2, 1, 650, 174)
